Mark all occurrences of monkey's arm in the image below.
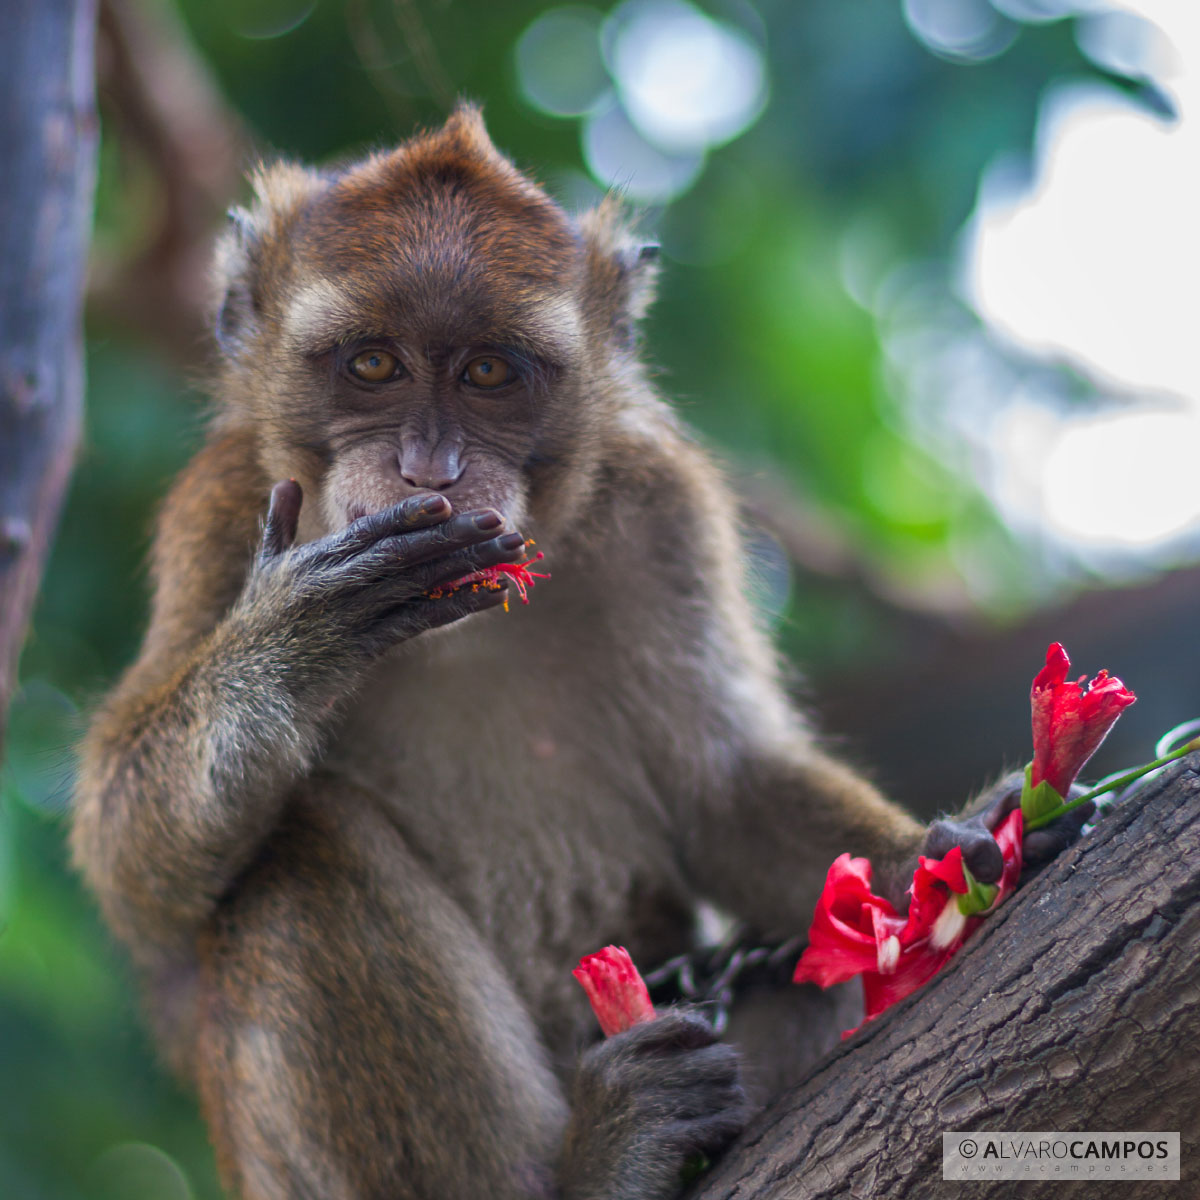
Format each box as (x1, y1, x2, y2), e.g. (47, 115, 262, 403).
(683, 711, 1085, 932)
(72, 428, 276, 963)
(679, 733, 930, 935)
(72, 432, 526, 967)
(617, 431, 1026, 931)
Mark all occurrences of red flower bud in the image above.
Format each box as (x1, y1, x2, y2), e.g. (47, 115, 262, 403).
(573, 946, 656, 1037)
(1030, 642, 1136, 799)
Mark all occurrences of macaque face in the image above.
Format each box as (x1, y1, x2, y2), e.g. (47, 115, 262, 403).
(242, 135, 589, 538)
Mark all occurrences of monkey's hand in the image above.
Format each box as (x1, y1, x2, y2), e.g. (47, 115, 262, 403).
(921, 771, 1095, 890)
(240, 480, 529, 663)
(560, 1010, 747, 1200)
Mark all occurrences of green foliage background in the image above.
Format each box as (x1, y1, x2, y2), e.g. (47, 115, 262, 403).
(0, 2, 1160, 1196)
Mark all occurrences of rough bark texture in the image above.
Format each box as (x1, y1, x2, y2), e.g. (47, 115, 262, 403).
(0, 0, 97, 750)
(690, 758, 1200, 1199)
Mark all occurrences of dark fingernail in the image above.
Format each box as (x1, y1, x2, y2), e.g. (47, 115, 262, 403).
(474, 511, 503, 530)
(421, 495, 448, 515)
(498, 532, 525, 551)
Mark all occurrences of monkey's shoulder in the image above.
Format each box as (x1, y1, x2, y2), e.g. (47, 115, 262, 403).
(140, 424, 268, 665)
(598, 403, 724, 504)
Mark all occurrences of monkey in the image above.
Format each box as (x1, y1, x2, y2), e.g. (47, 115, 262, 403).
(71, 107, 1087, 1200)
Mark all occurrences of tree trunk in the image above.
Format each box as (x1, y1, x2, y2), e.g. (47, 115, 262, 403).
(0, 0, 97, 751)
(689, 758, 1200, 1199)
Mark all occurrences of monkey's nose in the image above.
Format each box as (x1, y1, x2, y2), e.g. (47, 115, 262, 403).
(397, 449, 465, 491)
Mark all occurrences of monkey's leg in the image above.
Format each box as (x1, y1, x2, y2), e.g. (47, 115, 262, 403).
(722, 982, 860, 1108)
(195, 778, 567, 1200)
(195, 779, 744, 1200)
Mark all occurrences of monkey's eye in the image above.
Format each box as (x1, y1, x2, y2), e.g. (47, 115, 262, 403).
(349, 349, 401, 382)
(463, 355, 513, 389)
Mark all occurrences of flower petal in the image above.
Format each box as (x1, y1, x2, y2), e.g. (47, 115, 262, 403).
(793, 855, 902, 989)
(1030, 643, 1135, 796)
(860, 942, 957, 1023)
(901, 845, 965, 948)
(573, 945, 655, 1037)
(805, 820, 1026, 1038)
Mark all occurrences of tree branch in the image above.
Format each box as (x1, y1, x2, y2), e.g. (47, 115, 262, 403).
(689, 758, 1200, 1198)
(91, 0, 244, 362)
(0, 0, 98, 752)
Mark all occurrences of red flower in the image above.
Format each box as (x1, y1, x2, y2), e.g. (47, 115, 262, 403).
(574, 946, 656, 1037)
(1031, 643, 1136, 799)
(786, 854, 906, 989)
(428, 551, 550, 612)
(794, 809, 1024, 1034)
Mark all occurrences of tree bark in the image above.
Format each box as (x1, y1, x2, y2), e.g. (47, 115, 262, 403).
(689, 758, 1200, 1199)
(0, 0, 97, 751)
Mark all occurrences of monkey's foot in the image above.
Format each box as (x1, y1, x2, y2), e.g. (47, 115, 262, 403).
(561, 1009, 747, 1200)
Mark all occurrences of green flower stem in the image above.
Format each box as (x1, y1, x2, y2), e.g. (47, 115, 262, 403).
(1024, 741, 1200, 832)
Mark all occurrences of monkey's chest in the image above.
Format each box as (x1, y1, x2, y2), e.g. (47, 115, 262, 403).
(326, 635, 695, 1039)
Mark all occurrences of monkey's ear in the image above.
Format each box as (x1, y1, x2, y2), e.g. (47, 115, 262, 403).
(576, 196, 660, 348)
(439, 101, 502, 161)
(211, 160, 325, 357)
(212, 205, 259, 356)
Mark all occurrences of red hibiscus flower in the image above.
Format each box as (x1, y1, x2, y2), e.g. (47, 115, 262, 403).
(794, 808, 1023, 1034)
(1030, 642, 1136, 801)
(574, 945, 656, 1037)
(785, 854, 906, 990)
(427, 551, 549, 612)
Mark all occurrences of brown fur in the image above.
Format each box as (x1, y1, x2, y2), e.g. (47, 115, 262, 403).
(73, 107, 927, 1199)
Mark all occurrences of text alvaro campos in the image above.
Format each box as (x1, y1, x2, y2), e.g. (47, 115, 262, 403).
(943, 1132, 1179, 1180)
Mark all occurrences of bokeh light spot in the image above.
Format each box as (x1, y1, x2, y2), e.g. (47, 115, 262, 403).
(1075, 8, 1180, 80)
(1017, 408, 1200, 551)
(582, 99, 704, 203)
(903, 0, 1018, 62)
(90, 1143, 192, 1200)
(990, 0, 1108, 21)
(965, 80, 1199, 400)
(603, 0, 767, 154)
(515, 7, 609, 117)
(230, 0, 316, 40)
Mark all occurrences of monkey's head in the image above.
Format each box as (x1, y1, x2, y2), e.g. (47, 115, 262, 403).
(212, 105, 658, 541)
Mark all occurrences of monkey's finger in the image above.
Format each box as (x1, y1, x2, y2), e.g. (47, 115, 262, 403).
(613, 1009, 719, 1057)
(1022, 800, 1094, 866)
(370, 578, 510, 646)
(981, 778, 1086, 834)
(332, 493, 455, 559)
(362, 510, 509, 572)
(923, 819, 1004, 885)
(414, 531, 530, 592)
(354, 532, 528, 613)
(664, 1101, 748, 1158)
(961, 831, 1004, 885)
(981, 778, 1025, 831)
(261, 479, 303, 561)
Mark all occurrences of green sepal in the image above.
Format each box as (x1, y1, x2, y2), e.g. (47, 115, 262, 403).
(1020, 762, 1064, 822)
(956, 863, 1000, 916)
